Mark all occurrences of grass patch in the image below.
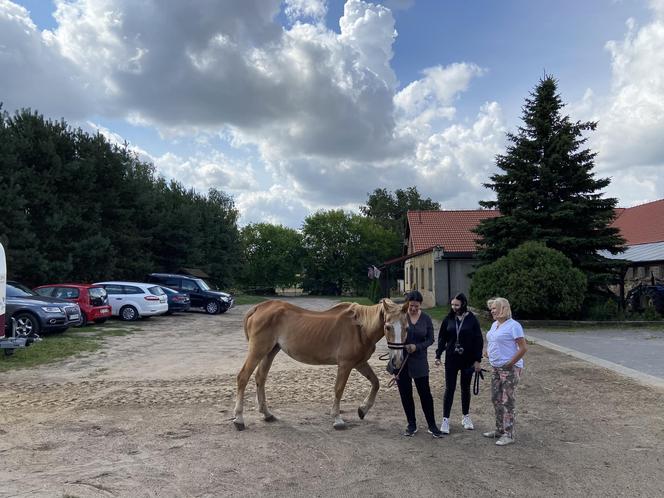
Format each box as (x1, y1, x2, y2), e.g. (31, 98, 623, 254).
(0, 333, 99, 372)
(233, 294, 270, 305)
(0, 321, 139, 372)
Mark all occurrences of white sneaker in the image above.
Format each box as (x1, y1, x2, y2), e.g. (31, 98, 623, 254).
(462, 414, 474, 430)
(440, 417, 450, 434)
(496, 435, 514, 446)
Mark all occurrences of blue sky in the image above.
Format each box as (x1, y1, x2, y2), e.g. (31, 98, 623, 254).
(2, 0, 662, 228)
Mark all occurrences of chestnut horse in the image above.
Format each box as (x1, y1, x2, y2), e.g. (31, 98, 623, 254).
(233, 298, 408, 430)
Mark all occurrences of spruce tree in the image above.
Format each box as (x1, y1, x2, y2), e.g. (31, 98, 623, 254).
(474, 75, 625, 290)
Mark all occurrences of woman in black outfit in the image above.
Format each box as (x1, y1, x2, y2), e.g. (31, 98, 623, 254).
(397, 290, 444, 438)
(434, 293, 483, 434)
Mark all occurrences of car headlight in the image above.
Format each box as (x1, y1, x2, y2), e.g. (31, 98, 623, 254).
(41, 306, 63, 313)
(220, 297, 229, 302)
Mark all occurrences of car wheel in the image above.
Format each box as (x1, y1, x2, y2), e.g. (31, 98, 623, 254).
(205, 300, 220, 314)
(93, 318, 107, 324)
(120, 305, 139, 321)
(78, 313, 88, 327)
(14, 312, 41, 336)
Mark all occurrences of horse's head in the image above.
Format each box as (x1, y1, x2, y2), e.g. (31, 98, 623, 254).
(381, 298, 409, 371)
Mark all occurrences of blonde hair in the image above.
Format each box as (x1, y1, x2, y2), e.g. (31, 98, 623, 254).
(487, 297, 512, 320)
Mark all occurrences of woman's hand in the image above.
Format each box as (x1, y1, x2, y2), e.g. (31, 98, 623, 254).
(405, 344, 416, 353)
(434, 358, 441, 366)
(473, 361, 482, 372)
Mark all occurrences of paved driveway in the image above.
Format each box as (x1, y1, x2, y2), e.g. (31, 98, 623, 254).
(528, 327, 664, 386)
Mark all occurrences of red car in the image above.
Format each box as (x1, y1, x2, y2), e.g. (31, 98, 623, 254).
(33, 284, 112, 326)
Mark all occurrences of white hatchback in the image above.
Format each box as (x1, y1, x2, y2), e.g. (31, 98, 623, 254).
(94, 281, 168, 321)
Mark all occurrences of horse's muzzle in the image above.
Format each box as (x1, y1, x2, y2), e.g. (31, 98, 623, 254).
(389, 350, 404, 369)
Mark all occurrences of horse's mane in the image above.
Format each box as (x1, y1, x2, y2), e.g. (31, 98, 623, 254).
(348, 302, 383, 334)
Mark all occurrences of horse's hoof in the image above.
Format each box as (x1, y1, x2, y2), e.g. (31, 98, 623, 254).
(233, 420, 246, 431)
(358, 407, 366, 420)
(333, 421, 347, 430)
(264, 414, 278, 423)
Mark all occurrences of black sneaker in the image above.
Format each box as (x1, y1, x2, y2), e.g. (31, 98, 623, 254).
(427, 428, 444, 438)
(402, 426, 418, 437)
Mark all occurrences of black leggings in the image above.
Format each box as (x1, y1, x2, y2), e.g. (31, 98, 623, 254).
(397, 369, 437, 430)
(443, 358, 473, 418)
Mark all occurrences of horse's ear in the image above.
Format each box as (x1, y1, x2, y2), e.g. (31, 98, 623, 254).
(401, 301, 409, 313)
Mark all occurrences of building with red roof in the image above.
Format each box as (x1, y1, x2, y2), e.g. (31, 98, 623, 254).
(384, 209, 498, 307)
(602, 199, 664, 289)
(386, 200, 663, 307)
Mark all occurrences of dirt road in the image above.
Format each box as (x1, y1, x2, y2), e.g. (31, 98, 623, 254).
(1, 298, 663, 497)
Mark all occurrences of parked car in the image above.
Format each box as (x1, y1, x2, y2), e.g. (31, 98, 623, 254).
(159, 286, 191, 314)
(5, 281, 82, 335)
(146, 273, 234, 314)
(93, 281, 168, 321)
(33, 284, 112, 326)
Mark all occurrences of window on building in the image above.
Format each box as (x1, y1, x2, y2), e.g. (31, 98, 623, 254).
(428, 268, 433, 291)
(420, 268, 424, 290)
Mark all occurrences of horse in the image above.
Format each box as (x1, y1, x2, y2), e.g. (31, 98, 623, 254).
(233, 298, 408, 430)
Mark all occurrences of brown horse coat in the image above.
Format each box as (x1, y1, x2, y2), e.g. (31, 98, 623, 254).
(233, 299, 407, 430)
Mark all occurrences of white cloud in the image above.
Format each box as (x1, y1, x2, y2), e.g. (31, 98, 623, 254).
(0, 0, 506, 227)
(153, 151, 259, 194)
(236, 185, 313, 228)
(284, 0, 327, 21)
(0, 0, 94, 117)
(580, 1, 664, 206)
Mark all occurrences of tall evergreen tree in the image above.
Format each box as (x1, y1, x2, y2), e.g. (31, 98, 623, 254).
(474, 75, 625, 289)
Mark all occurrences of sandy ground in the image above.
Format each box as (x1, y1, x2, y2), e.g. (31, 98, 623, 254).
(1, 298, 663, 497)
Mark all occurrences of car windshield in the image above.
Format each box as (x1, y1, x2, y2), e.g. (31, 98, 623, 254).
(194, 279, 211, 290)
(7, 283, 38, 297)
(160, 287, 176, 294)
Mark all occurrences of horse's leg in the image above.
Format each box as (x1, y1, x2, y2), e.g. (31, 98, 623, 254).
(355, 362, 380, 420)
(233, 348, 266, 431)
(255, 345, 280, 422)
(331, 364, 353, 430)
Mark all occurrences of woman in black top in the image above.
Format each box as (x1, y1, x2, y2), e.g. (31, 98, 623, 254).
(397, 290, 444, 438)
(434, 293, 483, 434)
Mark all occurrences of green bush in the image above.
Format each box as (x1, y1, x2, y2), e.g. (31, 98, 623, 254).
(469, 241, 587, 319)
(583, 296, 624, 321)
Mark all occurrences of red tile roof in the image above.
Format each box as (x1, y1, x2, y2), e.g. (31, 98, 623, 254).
(407, 210, 499, 253)
(611, 199, 664, 245)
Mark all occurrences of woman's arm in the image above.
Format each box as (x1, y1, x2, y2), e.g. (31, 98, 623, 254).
(435, 317, 449, 360)
(504, 337, 528, 367)
(422, 315, 434, 350)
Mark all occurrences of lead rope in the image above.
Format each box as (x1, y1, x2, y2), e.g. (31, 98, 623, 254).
(473, 368, 488, 395)
(387, 352, 410, 388)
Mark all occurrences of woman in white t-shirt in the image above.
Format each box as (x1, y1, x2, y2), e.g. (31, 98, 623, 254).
(482, 297, 528, 446)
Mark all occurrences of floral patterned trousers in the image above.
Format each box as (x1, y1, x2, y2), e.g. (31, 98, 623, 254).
(491, 366, 522, 438)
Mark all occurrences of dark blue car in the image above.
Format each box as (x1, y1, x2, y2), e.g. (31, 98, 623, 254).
(159, 286, 191, 314)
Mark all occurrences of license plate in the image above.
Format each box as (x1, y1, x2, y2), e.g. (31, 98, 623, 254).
(101, 309, 109, 313)
(70, 314, 80, 320)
